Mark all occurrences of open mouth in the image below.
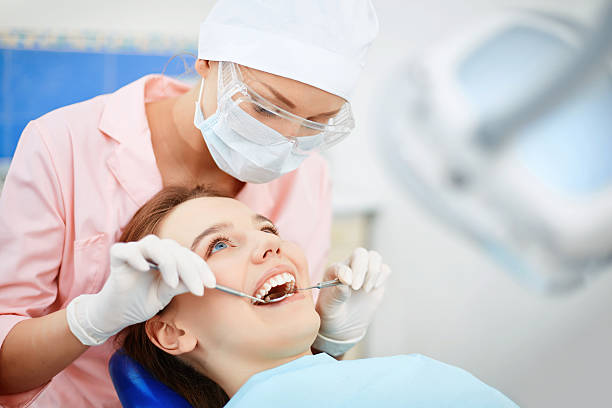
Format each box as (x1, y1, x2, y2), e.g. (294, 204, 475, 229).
(252, 272, 297, 305)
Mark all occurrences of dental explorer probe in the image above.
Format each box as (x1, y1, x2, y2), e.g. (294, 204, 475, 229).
(146, 261, 267, 303)
(146, 261, 344, 304)
(216, 278, 344, 303)
(295, 278, 343, 291)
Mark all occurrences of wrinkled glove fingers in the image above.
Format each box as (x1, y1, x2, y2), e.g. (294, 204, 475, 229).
(138, 235, 179, 288)
(363, 250, 382, 292)
(375, 264, 392, 289)
(348, 247, 368, 290)
(337, 263, 353, 287)
(325, 263, 352, 303)
(110, 242, 149, 271)
(157, 279, 189, 306)
(161, 240, 205, 295)
(188, 251, 216, 289)
(324, 262, 353, 286)
(176, 247, 205, 296)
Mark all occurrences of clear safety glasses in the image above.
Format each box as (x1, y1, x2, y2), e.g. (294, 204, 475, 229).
(216, 61, 355, 152)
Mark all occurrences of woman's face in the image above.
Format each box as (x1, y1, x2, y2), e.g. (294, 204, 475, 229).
(155, 196, 320, 361)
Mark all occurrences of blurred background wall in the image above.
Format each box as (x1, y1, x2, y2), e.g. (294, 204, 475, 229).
(1, 1, 611, 407)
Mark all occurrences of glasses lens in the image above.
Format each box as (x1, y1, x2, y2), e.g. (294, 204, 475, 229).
(233, 97, 323, 138)
(222, 71, 354, 151)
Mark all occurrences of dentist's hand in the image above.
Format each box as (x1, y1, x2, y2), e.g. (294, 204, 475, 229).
(314, 248, 391, 356)
(66, 235, 215, 346)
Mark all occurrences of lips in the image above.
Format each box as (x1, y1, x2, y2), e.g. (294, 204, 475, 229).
(255, 292, 305, 307)
(252, 264, 296, 298)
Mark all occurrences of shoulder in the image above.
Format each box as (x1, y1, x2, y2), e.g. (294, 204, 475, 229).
(391, 354, 519, 407)
(383, 353, 484, 382)
(16, 94, 109, 179)
(25, 74, 151, 148)
(31, 93, 109, 141)
(337, 355, 518, 407)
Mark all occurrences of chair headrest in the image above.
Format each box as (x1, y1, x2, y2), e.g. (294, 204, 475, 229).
(109, 350, 191, 408)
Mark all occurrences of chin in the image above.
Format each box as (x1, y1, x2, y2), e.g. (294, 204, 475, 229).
(260, 309, 320, 358)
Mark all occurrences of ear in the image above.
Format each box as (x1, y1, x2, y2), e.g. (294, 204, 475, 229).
(195, 59, 216, 79)
(146, 315, 197, 356)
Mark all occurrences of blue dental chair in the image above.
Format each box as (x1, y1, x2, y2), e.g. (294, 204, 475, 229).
(109, 350, 191, 408)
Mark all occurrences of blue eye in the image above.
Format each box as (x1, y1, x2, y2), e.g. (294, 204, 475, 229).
(211, 241, 228, 254)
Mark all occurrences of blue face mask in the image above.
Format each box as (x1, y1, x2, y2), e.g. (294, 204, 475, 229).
(193, 80, 323, 184)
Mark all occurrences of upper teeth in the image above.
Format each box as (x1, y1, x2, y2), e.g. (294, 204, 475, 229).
(255, 272, 295, 300)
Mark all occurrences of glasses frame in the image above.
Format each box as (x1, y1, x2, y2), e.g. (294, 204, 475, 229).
(216, 61, 355, 149)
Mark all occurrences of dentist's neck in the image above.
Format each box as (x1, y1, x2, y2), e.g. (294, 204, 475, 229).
(147, 84, 244, 196)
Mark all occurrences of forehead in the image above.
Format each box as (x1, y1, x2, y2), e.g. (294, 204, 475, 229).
(156, 197, 254, 246)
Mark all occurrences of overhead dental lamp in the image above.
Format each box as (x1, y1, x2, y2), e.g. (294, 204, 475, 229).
(378, 4, 612, 292)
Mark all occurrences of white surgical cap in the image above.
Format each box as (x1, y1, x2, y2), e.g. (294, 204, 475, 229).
(198, 0, 379, 100)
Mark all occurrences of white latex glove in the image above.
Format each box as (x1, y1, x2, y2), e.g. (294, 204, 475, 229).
(66, 235, 215, 346)
(313, 248, 391, 356)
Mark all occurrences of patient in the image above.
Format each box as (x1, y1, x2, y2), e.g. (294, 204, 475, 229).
(117, 186, 518, 408)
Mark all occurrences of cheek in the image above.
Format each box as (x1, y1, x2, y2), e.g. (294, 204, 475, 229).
(206, 254, 246, 287)
(181, 292, 250, 345)
(283, 242, 310, 285)
(202, 81, 218, 117)
(180, 289, 320, 355)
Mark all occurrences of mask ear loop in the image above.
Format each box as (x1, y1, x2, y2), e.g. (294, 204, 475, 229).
(197, 78, 205, 106)
(194, 77, 210, 123)
(197, 61, 225, 120)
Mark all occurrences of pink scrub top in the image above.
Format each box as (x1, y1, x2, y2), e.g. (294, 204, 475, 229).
(0, 75, 332, 407)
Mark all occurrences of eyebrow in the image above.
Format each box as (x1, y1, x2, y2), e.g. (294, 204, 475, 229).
(190, 215, 276, 251)
(244, 68, 342, 118)
(259, 82, 296, 110)
(253, 214, 274, 226)
(259, 83, 342, 118)
(190, 222, 232, 251)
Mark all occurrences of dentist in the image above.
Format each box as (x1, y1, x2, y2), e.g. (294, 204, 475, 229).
(0, 1, 387, 406)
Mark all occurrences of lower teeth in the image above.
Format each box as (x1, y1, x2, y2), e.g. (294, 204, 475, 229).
(263, 292, 295, 303)
(259, 282, 296, 304)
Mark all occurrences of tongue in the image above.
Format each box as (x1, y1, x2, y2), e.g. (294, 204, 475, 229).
(267, 285, 288, 299)
(261, 284, 292, 304)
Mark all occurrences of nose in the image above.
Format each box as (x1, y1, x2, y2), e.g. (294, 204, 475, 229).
(273, 120, 302, 138)
(251, 232, 282, 264)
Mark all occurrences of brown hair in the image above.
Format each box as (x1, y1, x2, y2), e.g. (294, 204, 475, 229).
(117, 186, 230, 408)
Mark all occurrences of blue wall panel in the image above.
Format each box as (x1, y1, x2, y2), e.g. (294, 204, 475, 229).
(0, 47, 192, 158)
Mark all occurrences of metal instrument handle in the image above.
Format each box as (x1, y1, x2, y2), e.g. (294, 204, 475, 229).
(147, 261, 266, 303)
(298, 278, 344, 291)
